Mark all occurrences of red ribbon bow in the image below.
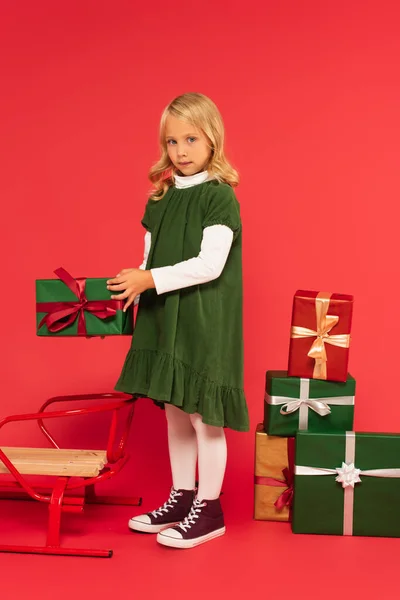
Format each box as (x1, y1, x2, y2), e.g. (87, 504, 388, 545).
(254, 437, 295, 511)
(37, 267, 124, 336)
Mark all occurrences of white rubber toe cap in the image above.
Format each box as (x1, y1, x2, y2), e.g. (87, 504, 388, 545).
(130, 514, 151, 525)
(159, 527, 183, 539)
(129, 514, 180, 533)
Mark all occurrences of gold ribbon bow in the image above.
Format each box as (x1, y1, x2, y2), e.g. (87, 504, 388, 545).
(291, 292, 350, 379)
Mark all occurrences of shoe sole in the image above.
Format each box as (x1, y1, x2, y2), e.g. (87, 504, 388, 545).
(156, 527, 226, 548)
(129, 520, 180, 534)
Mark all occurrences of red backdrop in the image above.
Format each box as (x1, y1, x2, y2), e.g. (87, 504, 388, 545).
(1, 1, 399, 505)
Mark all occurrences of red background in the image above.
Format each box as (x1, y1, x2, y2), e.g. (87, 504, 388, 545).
(1, 2, 400, 592)
(1, 0, 399, 495)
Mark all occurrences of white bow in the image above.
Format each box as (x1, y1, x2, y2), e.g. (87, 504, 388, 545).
(280, 398, 331, 418)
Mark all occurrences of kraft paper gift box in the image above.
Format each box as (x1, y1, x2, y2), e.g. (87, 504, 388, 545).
(264, 370, 355, 436)
(292, 431, 400, 537)
(254, 423, 294, 521)
(36, 267, 133, 337)
(288, 290, 353, 382)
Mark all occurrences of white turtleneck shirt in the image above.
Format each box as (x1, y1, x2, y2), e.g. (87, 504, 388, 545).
(136, 171, 234, 298)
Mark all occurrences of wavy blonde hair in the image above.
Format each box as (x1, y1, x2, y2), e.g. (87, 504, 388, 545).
(149, 93, 239, 200)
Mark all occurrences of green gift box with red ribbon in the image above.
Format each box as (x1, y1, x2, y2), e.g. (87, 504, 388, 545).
(292, 431, 400, 537)
(36, 268, 133, 337)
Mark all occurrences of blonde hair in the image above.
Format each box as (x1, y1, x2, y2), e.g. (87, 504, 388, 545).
(149, 93, 239, 200)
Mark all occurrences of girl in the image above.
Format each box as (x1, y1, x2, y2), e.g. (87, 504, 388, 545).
(107, 92, 249, 549)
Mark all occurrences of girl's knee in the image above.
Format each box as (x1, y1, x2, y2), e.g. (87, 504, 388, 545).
(165, 404, 193, 430)
(189, 413, 224, 436)
(189, 412, 203, 429)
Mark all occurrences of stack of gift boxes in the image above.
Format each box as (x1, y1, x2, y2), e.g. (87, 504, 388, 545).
(254, 290, 400, 538)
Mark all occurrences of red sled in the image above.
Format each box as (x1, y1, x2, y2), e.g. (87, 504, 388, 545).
(0, 393, 141, 558)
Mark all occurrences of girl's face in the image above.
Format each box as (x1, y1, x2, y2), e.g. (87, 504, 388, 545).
(165, 115, 212, 176)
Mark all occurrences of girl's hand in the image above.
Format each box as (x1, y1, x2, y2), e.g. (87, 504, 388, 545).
(107, 268, 155, 312)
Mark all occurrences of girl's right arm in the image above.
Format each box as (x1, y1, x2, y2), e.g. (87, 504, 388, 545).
(133, 231, 152, 306)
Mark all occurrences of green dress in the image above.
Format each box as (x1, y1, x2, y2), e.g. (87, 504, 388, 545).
(115, 180, 249, 432)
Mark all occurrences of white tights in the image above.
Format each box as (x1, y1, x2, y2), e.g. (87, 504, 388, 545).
(165, 404, 227, 501)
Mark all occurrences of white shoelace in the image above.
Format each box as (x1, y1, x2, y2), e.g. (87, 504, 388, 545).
(177, 498, 207, 532)
(151, 489, 182, 518)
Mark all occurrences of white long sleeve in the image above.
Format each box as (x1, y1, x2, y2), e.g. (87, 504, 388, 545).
(151, 224, 234, 295)
(139, 231, 151, 270)
(135, 170, 236, 298)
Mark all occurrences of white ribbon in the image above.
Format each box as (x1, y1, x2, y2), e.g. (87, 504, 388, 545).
(295, 465, 400, 480)
(295, 431, 400, 535)
(265, 379, 354, 430)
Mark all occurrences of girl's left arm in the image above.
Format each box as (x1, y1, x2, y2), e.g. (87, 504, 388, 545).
(150, 224, 233, 294)
(107, 225, 233, 307)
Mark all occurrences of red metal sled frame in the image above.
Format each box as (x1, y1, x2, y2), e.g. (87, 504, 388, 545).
(0, 393, 142, 558)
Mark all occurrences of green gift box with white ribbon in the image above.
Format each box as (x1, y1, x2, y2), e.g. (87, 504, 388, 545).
(264, 370, 355, 437)
(292, 431, 400, 537)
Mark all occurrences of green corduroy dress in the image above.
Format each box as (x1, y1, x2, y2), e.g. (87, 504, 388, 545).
(115, 180, 249, 432)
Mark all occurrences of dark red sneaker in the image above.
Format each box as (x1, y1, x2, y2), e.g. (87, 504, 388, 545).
(157, 497, 226, 548)
(129, 487, 195, 533)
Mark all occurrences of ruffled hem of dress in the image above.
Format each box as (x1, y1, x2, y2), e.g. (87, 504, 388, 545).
(114, 349, 249, 432)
